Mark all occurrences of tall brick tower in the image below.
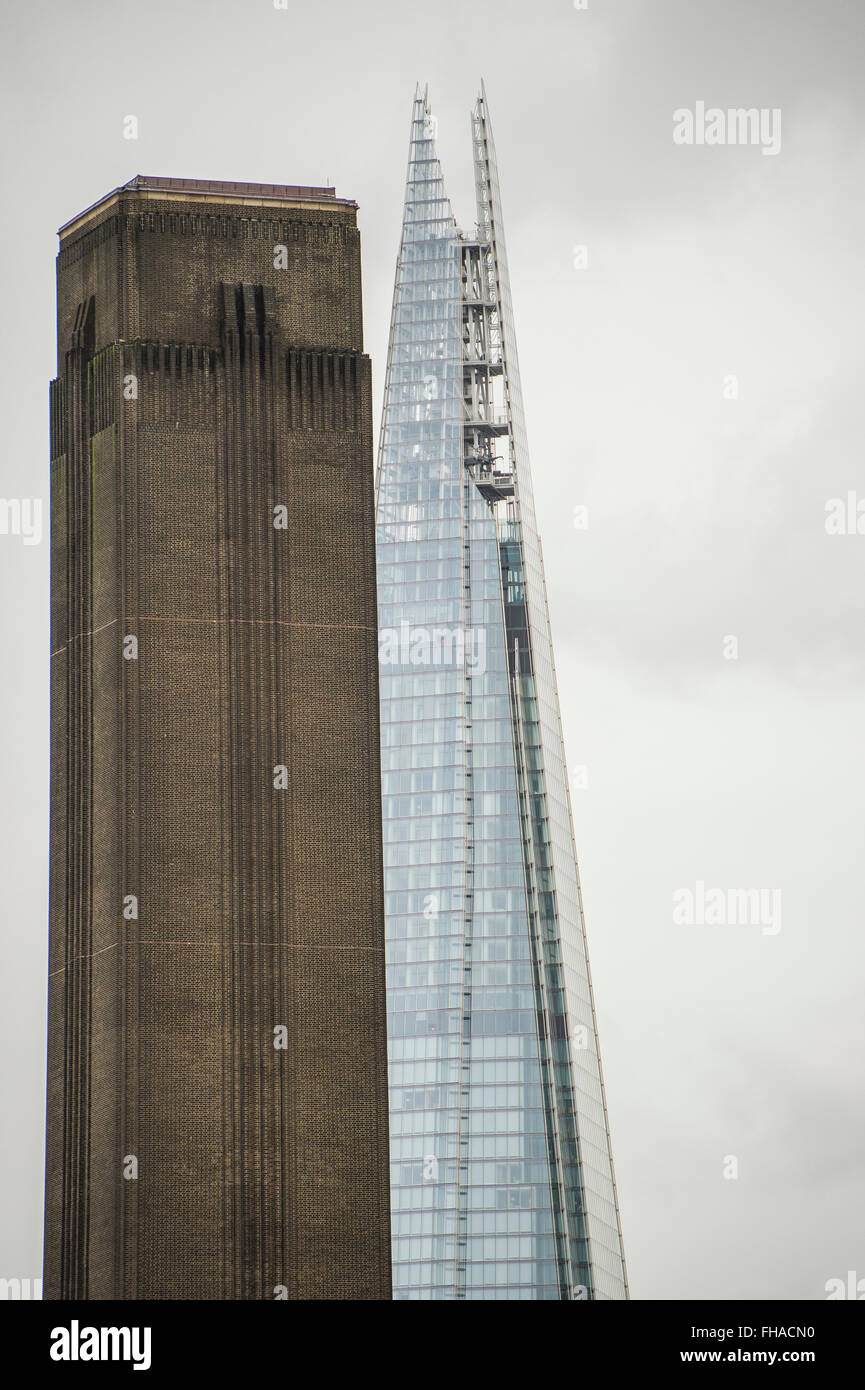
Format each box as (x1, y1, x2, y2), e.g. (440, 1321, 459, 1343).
(45, 176, 391, 1300)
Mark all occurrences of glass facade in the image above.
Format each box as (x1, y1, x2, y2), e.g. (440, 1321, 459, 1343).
(375, 87, 628, 1300)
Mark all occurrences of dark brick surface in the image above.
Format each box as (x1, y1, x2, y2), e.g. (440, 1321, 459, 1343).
(45, 183, 391, 1300)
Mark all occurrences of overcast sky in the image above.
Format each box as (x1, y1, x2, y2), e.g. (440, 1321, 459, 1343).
(1, 0, 863, 1300)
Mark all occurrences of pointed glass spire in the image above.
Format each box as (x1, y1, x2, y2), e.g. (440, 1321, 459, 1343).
(376, 88, 628, 1300)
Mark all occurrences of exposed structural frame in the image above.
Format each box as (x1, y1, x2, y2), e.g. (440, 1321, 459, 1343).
(469, 83, 629, 1299)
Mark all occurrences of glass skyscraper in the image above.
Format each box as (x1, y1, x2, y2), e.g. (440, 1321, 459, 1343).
(375, 86, 628, 1300)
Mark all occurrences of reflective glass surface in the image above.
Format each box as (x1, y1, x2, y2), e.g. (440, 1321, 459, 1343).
(376, 90, 628, 1300)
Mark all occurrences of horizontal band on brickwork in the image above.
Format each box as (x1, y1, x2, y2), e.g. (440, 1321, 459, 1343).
(57, 212, 359, 268)
(48, 938, 386, 977)
(50, 614, 378, 657)
(126, 175, 345, 201)
(59, 175, 357, 240)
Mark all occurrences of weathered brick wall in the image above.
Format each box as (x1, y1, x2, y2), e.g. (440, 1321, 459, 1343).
(45, 186, 390, 1300)
(55, 198, 363, 364)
